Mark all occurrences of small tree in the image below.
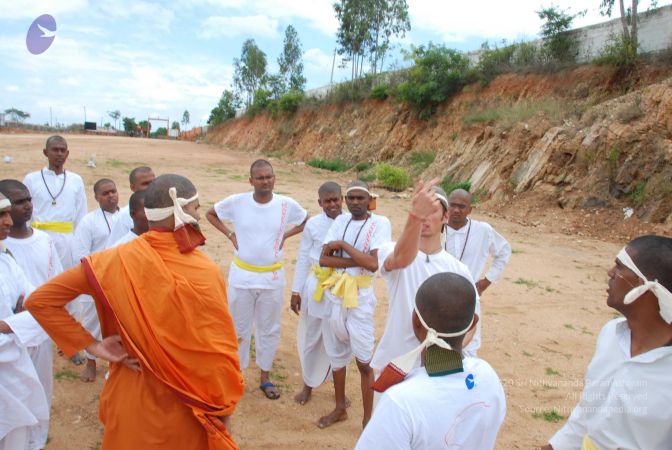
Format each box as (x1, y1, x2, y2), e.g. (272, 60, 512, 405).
(171, 121, 180, 130)
(122, 117, 138, 136)
(278, 25, 306, 92)
(108, 110, 121, 129)
(4, 108, 30, 123)
(208, 90, 240, 126)
(181, 110, 190, 130)
(233, 39, 268, 107)
(537, 5, 586, 63)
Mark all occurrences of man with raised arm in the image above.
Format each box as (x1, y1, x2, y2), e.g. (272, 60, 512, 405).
(543, 235, 672, 450)
(206, 159, 307, 401)
(72, 178, 120, 381)
(26, 174, 244, 449)
(0, 179, 63, 450)
(372, 180, 479, 389)
(23, 135, 87, 270)
(105, 166, 155, 247)
(317, 180, 391, 429)
(356, 272, 506, 449)
(444, 188, 511, 295)
(290, 181, 343, 405)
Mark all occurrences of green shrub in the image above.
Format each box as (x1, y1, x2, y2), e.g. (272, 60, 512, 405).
(441, 176, 471, 195)
(278, 90, 305, 112)
(376, 163, 411, 191)
(409, 151, 435, 172)
(631, 182, 646, 206)
(306, 158, 351, 172)
(369, 84, 389, 100)
(248, 89, 272, 115)
(593, 34, 639, 68)
(355, 161, 373, 172)
(359, 172, 376, 182)
(393, 44, 472, 118)
(476, 42, 516, 84)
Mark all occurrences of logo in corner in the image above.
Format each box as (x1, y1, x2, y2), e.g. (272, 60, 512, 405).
(26, 14, 57, 55)
(465, 373, 475, 390)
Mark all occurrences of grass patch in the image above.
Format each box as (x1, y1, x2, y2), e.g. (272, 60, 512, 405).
(306, 158, 351, 172)
(54, 369, 78, 381)
(522, 351, 534, 357)
(564, 323, 575, 330)
(376, 163, 411, 192)
(511, 248, 524, 254)
(631, 182, 646, 206)
(355, 161, 373, 172)
(441, 176, 471, 195)
(409, 151, 435, 172)
(532, 409, 565, 423)
(464, 99, 566, 128)
(106, 159, 147, 170)
(514, 278, 538, 289)
(545, 367, 560, 376)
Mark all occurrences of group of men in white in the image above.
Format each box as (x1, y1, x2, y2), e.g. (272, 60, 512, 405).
(1, 134, 671, 450)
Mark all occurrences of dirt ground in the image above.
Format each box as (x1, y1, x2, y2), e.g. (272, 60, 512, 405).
(0, 133, 656, 449)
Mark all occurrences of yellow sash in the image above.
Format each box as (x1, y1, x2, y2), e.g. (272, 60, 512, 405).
(321, 271, 373, 309)
(32, 221, 74, 233)
(581, 435, 599, 450)
(232, 255, 283, 273)
(311, 266, 334, 302)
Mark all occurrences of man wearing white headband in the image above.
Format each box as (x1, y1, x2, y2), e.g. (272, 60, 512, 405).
(26, 174, 244, 449)
(0, 192, 50, 450)
(444, 188, 511, 295)
(544, 235, 672, 450)
(372, 180, 480, 397)
(356, 272, 506, 449)
(317, 180, 392, 429)
(206, 159, 307, 400)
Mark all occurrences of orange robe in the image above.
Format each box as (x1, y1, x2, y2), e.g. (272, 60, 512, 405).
(25, 230, 244, 449)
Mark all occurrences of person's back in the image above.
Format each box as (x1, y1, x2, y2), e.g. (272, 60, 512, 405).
(357, 357, 504, 449)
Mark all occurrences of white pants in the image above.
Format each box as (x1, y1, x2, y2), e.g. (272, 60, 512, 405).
(229, 286, 283, 372)
(76, 295, 101, 360)
(296, 311, 331, 388)
(26, 341, 52, 449)
(322, 292, 376, 370)
(0, 427, 29, 450)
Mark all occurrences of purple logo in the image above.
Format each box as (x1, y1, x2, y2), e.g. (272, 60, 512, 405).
(26, 15, 57, 55)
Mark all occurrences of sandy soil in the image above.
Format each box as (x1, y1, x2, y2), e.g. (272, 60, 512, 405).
(0, 134, 630, 449)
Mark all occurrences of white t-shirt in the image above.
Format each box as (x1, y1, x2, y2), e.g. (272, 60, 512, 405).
(356, 358, 506, 450)
(322, 212, 391, 304)
(373, 242, 479, 371)
(549, 318, 672, 450)
(73, 208, 119, 261)
(5, 229, 64, 288)
(444, 218, 511, 282)
(290, 212, 337, 318)
(214, 192, 307, 289)
(105, 204, 132, 248)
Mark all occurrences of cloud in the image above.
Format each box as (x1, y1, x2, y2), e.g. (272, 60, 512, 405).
(304, 47, 333, 71)
(5, 85, 20, 92)
(0, 0, 88, 20)
(199, 14, 279, 38)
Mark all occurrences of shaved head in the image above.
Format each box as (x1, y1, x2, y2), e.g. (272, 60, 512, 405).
(0, 179, 28, 195)
(144, 174, 196, 209)
(448, 188, 472, 204)
(93, 178, 115, 195)
(129, 166, 153, 184)
(45, 135, 67, 149)
(250, 159, 273, 176)
(318, 181, 341, 198)
(627, 235, 672, 291)
(415, 272, 476, 348)
(128, 190, 146, 214)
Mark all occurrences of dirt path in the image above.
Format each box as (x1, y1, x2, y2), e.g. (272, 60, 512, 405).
(0, 134, 624, 449)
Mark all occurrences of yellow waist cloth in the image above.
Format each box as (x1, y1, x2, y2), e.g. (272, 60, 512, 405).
(581, 435, 599, 450)
(32, 221, 74, 233)
(311, 266, 334, 302)
(320, 271, 373, 309)
(232, 255, 283, 273)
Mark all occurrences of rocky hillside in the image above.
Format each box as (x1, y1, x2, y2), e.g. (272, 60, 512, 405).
(206, 64, 672, 235)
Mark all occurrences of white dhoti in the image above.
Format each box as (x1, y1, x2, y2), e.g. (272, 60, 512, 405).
(321, 290, 376, 370)
(296, 274, 331, 388)
(73, 295, 101, 360)
(26, 340, 52, 449)
(228, 286, 283, 371)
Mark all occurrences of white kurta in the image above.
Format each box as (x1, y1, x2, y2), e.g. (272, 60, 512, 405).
(105, 204, 132, 248)
(444, 218, 511, 282)
(321, 213, 392, 368)
(0, 251, 49, 450)
(23, 168, 87, 270)
(549, 318, 672, 450)
(72, 208, 119, 356)
(107, 230, 138, 249)
(291, 212, 337, 387)
(5, 230, 62, 449)
(356, 358, 506, 450)
(214, 192, 307, 371)
(373, 243, 480, 373)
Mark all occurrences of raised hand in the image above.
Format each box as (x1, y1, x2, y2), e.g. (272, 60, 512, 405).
(410, 178, 442, 220)
(86, 335, 128, 363)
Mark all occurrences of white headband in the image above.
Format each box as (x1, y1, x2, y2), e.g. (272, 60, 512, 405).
(0, 198, 10, 210)
(618, 247, 672, 323)
(384, 303, 474, 376)
(345, 186, 378, 198)
(144, 187, 199, 229)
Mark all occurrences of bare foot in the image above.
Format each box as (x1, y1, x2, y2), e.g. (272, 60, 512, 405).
(70, 353, 85, 365)
(294, 386, 312, 405)
(318, 407, 348, 429)
(80, 359, 97, 382)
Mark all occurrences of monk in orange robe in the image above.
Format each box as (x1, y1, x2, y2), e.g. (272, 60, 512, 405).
(26, 174, 244, 450)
